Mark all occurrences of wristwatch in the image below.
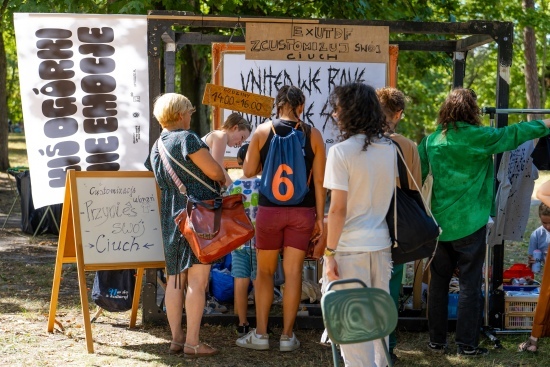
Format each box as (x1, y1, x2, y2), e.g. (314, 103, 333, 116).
(324, 247, 336, 257)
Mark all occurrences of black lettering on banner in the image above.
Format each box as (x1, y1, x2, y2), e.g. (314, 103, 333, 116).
(82, 94, 118, 117)
(77, 27, 115, 43)
(39, 80, 76, 97)
(79, 44, 115, 57)
(36, 39, 73, 59)
(86, 153, 120, 164)
(303, 102, 315, 125)
(235, 64, 370, 131)
(83, 117, 119, 134)
(87, 162, 120, 171)
(35, 28, 72, 38)
(43, 117, 79, 138)
(320, 100, 333, 133)
(40, 141, 81, 171)
(38, 60, 75, 80)
(85, 137, 119, 154)
(44, 141, 80, 157)
(41, 97, 77, 118)
(48, 166, 82, 188)
(80, 58, 116, 74)
(75, 26, 120, 174)
(81, 75, 116, 94)
(47, 156, 82, 168)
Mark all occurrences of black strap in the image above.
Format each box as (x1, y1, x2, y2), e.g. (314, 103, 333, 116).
(391, 139, 409, 190)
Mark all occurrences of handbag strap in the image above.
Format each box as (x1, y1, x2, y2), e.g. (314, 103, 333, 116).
(425, 135, 433, 176)
(156, 139, 223, 237)
(157, 139, 220, 195)
(391, 140, 438, 224)
(390, 139, 441, 269)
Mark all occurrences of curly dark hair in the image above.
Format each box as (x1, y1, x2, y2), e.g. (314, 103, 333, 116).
(438, 88, 481, 133)
(329, 83, 387, 151)
(275, 85, 311, 137)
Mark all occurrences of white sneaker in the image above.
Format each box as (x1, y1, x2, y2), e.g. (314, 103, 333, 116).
(236, 329, 270, 350)
(280, 333, 300, 352)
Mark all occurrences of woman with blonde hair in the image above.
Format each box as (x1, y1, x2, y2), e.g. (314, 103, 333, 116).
(202, 112, 252, 185)
(145, 93, 226, 357)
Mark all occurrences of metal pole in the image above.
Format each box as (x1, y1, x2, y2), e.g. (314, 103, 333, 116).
(482, 107, 550, 115)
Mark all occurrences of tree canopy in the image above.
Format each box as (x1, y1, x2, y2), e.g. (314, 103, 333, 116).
(1, 0, 549, 170)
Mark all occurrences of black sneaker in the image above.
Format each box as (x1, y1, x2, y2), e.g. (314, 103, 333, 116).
(427, 342, 448, 354)
(457, 345, 489, 356)
(236, 323, 250, 337)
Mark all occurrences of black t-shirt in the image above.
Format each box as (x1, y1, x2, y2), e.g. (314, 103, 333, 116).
(258, 119, 316, 208)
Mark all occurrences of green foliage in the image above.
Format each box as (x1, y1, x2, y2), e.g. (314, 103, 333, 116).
(4, 0, 550, 142)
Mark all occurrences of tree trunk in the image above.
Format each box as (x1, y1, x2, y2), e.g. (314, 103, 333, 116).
(523, 0, 542, 121)
(541, 36, 547, 107)
(180, 45, 210, 137)
(0, 0, 10, 171)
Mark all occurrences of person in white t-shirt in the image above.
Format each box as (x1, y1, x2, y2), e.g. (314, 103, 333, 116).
(322, 82, 396, 367)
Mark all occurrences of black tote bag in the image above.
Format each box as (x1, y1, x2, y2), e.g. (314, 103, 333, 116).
(386, 141, 440, 265)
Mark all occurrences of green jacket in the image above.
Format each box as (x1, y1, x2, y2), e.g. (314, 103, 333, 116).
(418, 120, 550, 242)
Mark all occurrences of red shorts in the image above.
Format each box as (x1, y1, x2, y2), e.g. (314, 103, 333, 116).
(255, 206, 316, 251)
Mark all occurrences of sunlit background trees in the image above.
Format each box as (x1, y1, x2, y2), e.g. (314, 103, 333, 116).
(2, 0, 550, 170)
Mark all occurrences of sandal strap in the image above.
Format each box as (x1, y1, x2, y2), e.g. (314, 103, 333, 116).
(184, 342, 216, 354)
(171, 341, 184, 348)
(184, 343, 200, 354)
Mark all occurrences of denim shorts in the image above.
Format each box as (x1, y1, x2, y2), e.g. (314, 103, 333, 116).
(255, 206, 316, 251)
(231, 246, 257, 280)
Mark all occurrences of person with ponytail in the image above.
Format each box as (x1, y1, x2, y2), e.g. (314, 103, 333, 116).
(236, 85, 326, 352)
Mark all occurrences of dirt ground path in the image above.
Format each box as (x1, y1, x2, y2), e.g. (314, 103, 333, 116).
(0, 171, 331, 366)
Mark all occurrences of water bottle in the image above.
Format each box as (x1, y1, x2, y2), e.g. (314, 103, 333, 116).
(533, 249, 542, 273)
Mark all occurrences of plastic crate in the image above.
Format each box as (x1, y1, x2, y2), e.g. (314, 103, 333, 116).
(504, 295, 539, 330)
(503, 264, 534, 281)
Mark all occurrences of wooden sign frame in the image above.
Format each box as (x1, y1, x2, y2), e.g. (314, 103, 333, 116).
(211, 43, 398, 168)
(47, 170, 165, 353)
(245, 23, 390, 63)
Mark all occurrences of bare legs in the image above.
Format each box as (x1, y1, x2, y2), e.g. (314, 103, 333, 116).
(235, 277, 253, 326)
(184, 264, 211, 346)
(281, 247, 305, 337)
(254, 249, 278, 335)
(254, 247, 305, 337)
(164, 264, 212, 352)
(165, 270, 187, 350)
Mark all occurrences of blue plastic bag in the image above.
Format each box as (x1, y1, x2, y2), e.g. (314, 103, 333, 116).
(210, 267, 234, 302)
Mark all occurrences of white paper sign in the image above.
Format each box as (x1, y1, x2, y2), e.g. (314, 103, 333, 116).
(14, 13, 150, 208)
(221, 53, 387, 156)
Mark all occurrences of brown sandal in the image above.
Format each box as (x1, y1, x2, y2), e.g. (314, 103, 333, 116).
(184, 342, 219, 358)
(168, 341, 185, 355)
(518, 336, 538, 352)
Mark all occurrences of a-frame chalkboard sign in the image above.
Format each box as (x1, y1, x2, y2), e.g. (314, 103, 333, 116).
(47, 170, 165, 353)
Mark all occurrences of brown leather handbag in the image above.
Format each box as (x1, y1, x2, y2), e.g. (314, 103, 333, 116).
(175, 194, 255, 263)
(157, 139, 255, 263)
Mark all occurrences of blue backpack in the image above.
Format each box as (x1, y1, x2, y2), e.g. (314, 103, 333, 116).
(260, 121, 311, 205)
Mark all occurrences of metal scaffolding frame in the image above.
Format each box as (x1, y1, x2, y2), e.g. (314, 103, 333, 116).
(144, 11, 514, 332)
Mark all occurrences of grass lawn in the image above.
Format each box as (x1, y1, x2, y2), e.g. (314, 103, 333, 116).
(2, 135, 550, 366)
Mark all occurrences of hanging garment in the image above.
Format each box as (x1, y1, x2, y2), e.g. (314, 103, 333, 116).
(488, 140, 538, 245)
